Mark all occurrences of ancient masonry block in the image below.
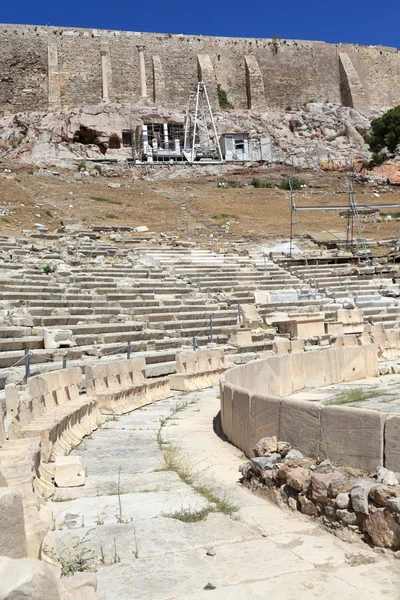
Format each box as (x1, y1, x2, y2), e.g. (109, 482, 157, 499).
(197, 54, 219, 110)
(137, 45, 147, 99)
(152, 55, 168, 104)
(100, 42, 112, 102)
(47, 44, 61, 110)
(338, 52, 368, 112)
(245, 54, 266, 110)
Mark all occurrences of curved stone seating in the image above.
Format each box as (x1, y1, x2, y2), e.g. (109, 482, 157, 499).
(5, 367, 104, 462)
(169, 349, 228, 391)
(85, 358, 172, 415)
(219, 344, 400, 471)
(0, 437, 51, 558)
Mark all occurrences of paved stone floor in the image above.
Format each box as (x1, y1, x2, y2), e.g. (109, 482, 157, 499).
(48, 389, 400, 599)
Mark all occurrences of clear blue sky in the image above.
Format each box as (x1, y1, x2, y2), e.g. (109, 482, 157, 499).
(1, 0, 399, 48)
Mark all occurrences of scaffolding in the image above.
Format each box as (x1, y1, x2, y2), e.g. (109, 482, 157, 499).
(288, 165, 400, 263)
(183, 82, 223, 163)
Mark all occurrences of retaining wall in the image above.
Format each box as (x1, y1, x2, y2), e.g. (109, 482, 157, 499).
(0, 24, 400, 113)
(220, 345, 400, 471)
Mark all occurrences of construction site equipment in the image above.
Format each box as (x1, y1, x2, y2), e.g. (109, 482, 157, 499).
(183, 82, 224, 163)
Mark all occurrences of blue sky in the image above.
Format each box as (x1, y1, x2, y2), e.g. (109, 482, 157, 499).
(1, 0, 399, 48)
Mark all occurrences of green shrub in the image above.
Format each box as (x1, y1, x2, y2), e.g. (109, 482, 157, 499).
(94, 164, 102, 174)
(57, 227, 66, 234)
(45, 210, 53, 218)
(106, 213, 118, 219)
(77, 160, 86, 171)
(364, 105, 400, 155)
(217, 85, 233, 109)
(250, 178, 274, 188)
(279, 177, 305, 190)
(43, 264, 54, 274)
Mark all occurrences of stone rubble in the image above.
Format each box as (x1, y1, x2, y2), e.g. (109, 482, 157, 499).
(240, 436, 400, 550)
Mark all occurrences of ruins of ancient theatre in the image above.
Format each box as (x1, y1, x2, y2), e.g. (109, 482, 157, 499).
(1, 22, 400, 600)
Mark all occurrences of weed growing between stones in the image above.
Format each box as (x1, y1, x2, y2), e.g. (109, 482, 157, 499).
(165, 507, 210, 523)
(204, 583, 217, 590)
(158, 400, 238, 521)
(325, 386, 390, 406)
(45, 532, 96, 577)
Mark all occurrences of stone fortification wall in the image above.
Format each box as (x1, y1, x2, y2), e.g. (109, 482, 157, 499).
(0, 24, 399, 114)
(220, 345, 400, 472)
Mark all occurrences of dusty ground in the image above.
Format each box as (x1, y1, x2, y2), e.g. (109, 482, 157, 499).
(1, 160, 400, 249)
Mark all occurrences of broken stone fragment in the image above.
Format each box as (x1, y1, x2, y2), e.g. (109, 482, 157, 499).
(369, 484, 398, 506)
(386, 498, 400, 514)
(309, 471, 345, 503)
(286, 467, 310, 491)
(376, 466, 398, 486)
(336, 508, 360, 525)
(298, 493, 318, 516)
(350, 480, 376, 515)
(364, 509, 400, 550)
(284, 449, 304, 462)
(54, 456, 85, 488)
(251, 454, 281, 473)
(276, 441, 291, 457)
(253, 436, 278, 457)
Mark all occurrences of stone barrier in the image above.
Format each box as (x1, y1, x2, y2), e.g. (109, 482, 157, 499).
(220, 344, 398, 471)
(169, 349, 227, 391)
(85, 357, 172, 414)
(5, 367, 104, 463)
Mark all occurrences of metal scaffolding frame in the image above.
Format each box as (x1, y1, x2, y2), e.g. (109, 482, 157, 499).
(288, 166, 400, 263)
(183, 82, 223, 163)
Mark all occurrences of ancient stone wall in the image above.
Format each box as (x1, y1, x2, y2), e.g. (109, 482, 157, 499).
(0, 24, 399, 114)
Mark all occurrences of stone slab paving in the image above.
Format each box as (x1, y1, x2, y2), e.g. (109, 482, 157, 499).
(49, 390, 400, 599)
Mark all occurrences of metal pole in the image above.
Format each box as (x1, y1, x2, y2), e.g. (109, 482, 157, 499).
(237, 304, 241, 325)
(127, 341, 131, 360)
(209, 315, 213, 344)
(263, 253, 267, 272)
(166, 216, 168, 235)
(193, 336, 197, 351)
(192, 83, 200, 163)
(24, 348, 30, 379)
(202, 83, 224, 162)
(186, 222, 189, 238)
(62, 355, 67, 369)
(212, 237, 214, 254)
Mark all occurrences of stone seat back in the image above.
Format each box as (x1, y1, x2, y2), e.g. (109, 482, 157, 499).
(170, 349, 227, 391)
(5, 368, 103, 462)
(85, 358, 171, 415)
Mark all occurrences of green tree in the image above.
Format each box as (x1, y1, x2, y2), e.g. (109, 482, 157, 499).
(364, 106, 400, 155)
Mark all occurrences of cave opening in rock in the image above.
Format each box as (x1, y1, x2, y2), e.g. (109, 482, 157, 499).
(108, 133, 121, 149)
(73, 126, 107, 154)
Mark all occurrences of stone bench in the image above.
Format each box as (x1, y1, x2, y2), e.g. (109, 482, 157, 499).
(169, 349, 228, 391)
(85, 358, 172, 415)
(5, 367, 103, 462)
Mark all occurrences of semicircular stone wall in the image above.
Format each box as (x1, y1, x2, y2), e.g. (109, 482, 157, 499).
(220, 345, 400, 472)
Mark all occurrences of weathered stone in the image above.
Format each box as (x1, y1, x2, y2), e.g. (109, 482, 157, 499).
(286, 467, 310, 492)
(350, 480, 376, 515)
(251, 454, 280, 473)
(60, 572, 98, 600)
(299, 493, 318, 516)
(0, 556, 61, 599)
(0, 487, 28, 559)
(364, 509, 400, 549)
(310, 472, 345, 503)
(376, 466, 398, 486)
(284, 449, 304, 462)
(335, 492, 350, 509)
(386, 498, 400, 514)
(288, 496, 298, 511)
(336, 508, 359, 525)
(253, 436, 278, 457)
(276, 441, 291, 457)
(369, 485, 398, 507)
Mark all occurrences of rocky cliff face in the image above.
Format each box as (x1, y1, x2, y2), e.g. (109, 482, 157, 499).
(0, 101, 376, 171)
